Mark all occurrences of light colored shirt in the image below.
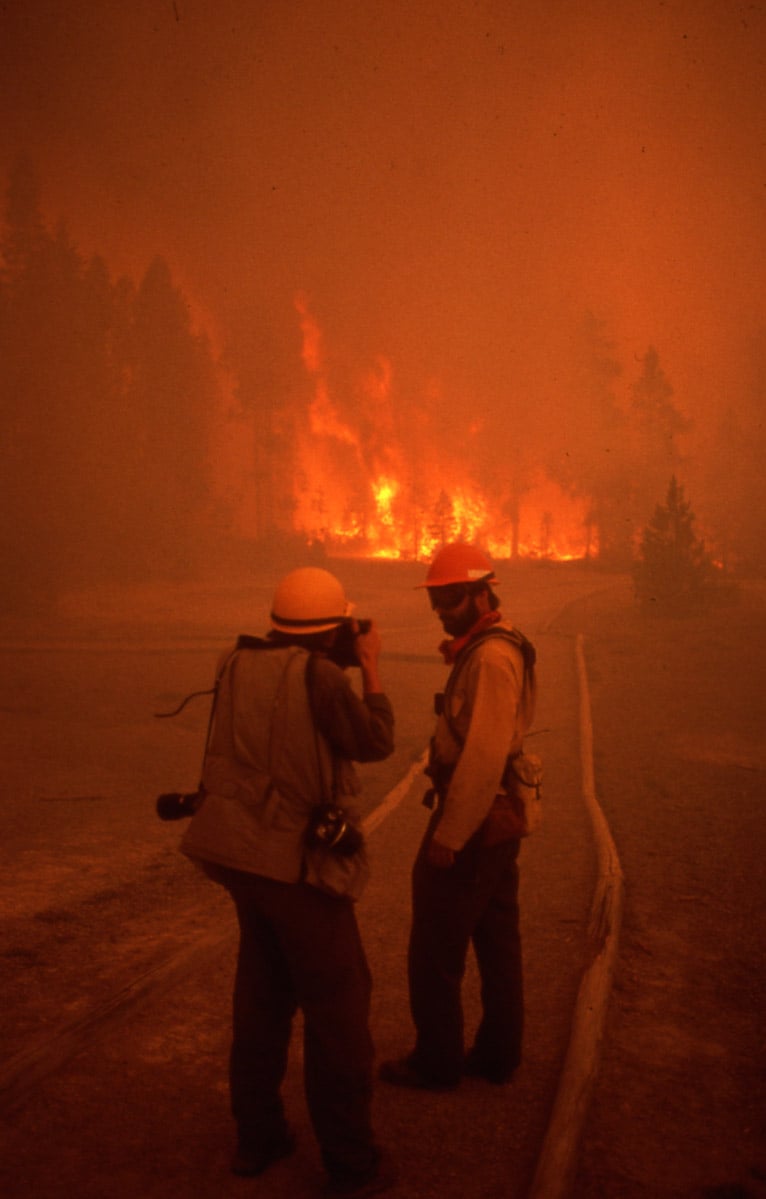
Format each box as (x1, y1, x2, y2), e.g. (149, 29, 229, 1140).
(432, 623, 536, 850)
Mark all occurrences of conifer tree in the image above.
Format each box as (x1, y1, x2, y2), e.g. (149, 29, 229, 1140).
(550, 311, 628, 565)
(633, 476, 716, 613)
(0, 161, 224, 609)
(629, 346, 691, 529)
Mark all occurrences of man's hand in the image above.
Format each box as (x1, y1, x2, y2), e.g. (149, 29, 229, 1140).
(353, 619, 384, 695)
(426, 837, 456, 869)
(353, 619, 381, 668)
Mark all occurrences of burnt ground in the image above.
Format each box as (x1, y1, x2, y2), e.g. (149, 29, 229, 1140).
(552, 580, 766, 1199)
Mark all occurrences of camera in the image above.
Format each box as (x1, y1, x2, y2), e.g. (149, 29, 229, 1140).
(306, 803, 365, 856)
(156, 789, 204, 821)
(329, 618, 371, 669)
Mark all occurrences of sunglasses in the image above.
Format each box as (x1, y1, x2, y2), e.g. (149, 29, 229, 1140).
(427, 584, 471, 611)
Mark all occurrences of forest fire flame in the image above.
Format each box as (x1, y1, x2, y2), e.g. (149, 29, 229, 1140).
(291, 295, 596, 562)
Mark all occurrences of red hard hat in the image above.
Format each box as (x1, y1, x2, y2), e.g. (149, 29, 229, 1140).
(418, 543, 498, 588)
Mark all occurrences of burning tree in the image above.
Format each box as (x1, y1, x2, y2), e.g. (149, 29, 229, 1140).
(287, 297, 600, 561)
(428, 490, 457, 549)
(633, 476, 717, 614)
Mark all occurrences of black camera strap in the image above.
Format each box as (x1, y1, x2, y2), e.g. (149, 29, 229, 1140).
(305, 651, 337, 806)
(154, 633, 285, 718)
(154, 643, 244, 795)
(153, 687, 215, 718)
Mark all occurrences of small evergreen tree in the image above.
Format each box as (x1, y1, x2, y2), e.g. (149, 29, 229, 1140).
(633, 477, 716, 614)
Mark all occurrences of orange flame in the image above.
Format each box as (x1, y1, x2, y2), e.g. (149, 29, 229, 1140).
(290, 296, 597, 562)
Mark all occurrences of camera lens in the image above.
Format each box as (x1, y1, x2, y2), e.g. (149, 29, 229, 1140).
(156, 791, 200, 821)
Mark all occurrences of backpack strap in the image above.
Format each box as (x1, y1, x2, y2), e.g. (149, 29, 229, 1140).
(457, 625, 536, 671)
(442, 626, 536, 746)
(424, 626, 537, 810)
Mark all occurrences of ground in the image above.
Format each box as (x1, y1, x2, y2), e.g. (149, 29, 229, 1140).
(552, 579, 766, 1199)
(1, 564, 764, 1197)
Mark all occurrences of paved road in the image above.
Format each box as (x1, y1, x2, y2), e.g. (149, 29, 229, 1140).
(0, 564, 610, 1197)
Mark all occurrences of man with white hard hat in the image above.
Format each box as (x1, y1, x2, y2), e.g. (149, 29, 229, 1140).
(181, 566, 395, 1196)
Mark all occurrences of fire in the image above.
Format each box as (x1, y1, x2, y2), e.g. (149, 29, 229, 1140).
(295, 291, 323, 374)
(290, 296, 597, 562)
(309, 380, 359, 449)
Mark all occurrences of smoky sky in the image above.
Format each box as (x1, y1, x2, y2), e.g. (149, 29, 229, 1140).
(1, 0, 764, 448)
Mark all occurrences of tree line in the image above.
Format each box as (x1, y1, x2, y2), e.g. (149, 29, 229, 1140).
(1, 160, 223, 613)
(2, 159, 763, 616)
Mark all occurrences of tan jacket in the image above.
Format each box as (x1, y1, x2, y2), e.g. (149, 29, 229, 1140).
(181, 641, 394, 881)
(431, 623, 536, 850)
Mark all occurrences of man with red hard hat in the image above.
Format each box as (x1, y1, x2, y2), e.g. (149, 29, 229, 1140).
(380, 543, 537, 1090)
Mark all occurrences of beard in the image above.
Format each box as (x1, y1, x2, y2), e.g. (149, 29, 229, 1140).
(439, 596, 480, 639)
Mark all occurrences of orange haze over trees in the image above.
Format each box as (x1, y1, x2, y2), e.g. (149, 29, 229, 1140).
(1, 0, 765, 602)
(1, 156, 765, 616)
(0, 160, 217, 612)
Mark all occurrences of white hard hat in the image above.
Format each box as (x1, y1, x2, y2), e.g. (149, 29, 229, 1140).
(270, 567, 353, 635)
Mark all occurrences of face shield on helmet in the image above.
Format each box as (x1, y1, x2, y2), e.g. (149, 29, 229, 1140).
(270, 567, 354, 635)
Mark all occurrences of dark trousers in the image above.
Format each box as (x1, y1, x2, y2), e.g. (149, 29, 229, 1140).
(407, 815, 523, 1084)
(212, 866, 378, 1180)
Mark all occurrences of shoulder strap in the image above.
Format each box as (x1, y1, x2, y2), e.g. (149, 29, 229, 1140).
(305, 651, 335, 804)
(454, 626, 536, 672)
(443, 626, 536, 748)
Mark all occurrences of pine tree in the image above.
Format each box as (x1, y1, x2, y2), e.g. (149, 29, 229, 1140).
(633, 476, 716, 614)
(123, 256, 215, 577)
(549, 311, 629, 565)
(629, 346, 691, 533)
(0, 161, 226, 609)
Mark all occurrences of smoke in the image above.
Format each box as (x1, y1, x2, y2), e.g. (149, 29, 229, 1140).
(1, 0, 765, 571)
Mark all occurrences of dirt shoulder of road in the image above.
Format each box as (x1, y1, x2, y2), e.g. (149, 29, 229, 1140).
(550, 577, 766, 1199)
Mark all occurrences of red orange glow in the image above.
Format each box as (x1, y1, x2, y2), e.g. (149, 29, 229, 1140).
(291, 297, 597, 562)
